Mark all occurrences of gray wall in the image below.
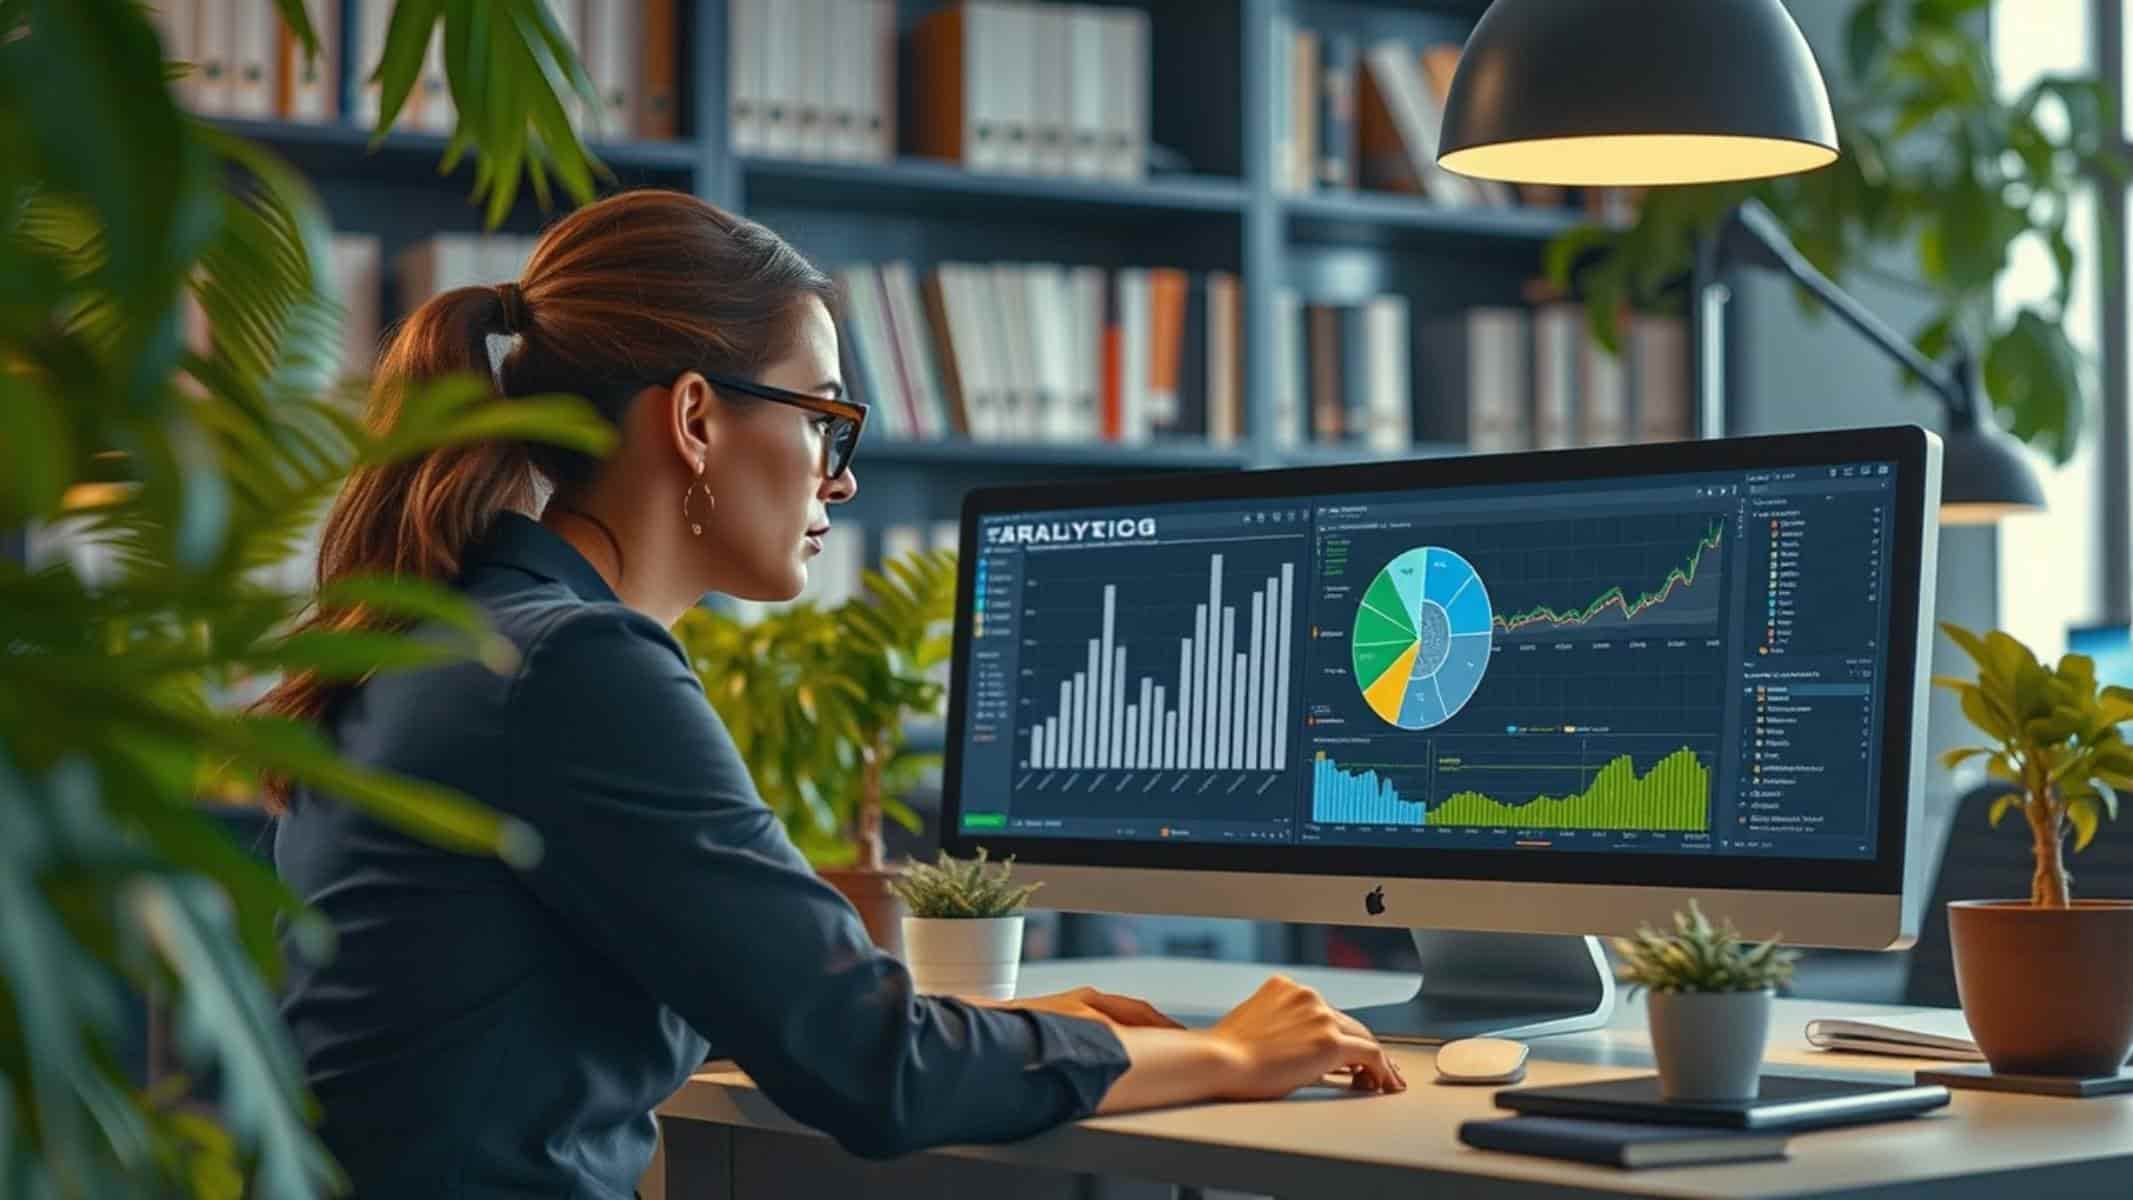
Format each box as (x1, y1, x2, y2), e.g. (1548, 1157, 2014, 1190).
(1725, 1, 1997, 839)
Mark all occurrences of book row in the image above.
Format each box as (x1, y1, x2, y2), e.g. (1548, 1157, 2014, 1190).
(836, 261, 1244, 446)
(151, 0, 680, 141)
(1274, 18, 1641, 222)
(342, 235, 1698, 459)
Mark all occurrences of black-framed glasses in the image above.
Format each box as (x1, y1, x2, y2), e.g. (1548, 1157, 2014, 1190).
(698, 369, 866, 479)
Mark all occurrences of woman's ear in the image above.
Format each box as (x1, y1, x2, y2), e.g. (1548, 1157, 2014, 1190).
(664, 372, 718, 471)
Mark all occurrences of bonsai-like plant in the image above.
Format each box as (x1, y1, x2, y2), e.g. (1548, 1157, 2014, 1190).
(890, 848, 1043, 920)
(1548, 0, 2123, 463)
(1612, 900, 1801, 996)
(4, 2, 621, 1195)
(675, 548, 959, 871)
(1934, 621, 2133, 908)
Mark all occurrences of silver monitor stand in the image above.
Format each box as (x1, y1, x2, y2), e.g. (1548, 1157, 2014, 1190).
(1347, 930, 1617, 1044)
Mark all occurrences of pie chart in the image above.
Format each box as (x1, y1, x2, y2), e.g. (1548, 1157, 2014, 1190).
(1351, 547, 1493, 730)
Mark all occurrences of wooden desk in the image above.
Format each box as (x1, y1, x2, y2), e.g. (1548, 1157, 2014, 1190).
(652, 957, 2133, 1199)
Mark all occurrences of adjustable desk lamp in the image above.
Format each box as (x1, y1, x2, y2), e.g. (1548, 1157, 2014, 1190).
(1437, 0, 2046, 522)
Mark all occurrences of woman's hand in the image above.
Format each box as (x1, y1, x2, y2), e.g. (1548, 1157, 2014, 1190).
(1092, 974, 1405, 1114)
(963, 985, 1186, 1029)
(1205, 974, 1405, 1098)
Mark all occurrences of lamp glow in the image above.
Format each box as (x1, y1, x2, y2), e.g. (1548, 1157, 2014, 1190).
(1438, 0, 1839, 188)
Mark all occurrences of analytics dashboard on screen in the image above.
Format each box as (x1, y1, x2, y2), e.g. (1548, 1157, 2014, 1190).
(954, 460, 1898, 862)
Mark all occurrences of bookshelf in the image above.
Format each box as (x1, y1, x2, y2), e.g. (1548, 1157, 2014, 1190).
(200, 0, 1700, 560)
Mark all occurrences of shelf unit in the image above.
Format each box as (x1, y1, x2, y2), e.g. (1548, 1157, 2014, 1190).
(214, 0, 1684, 547)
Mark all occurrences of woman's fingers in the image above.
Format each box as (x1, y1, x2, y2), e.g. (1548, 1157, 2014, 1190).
(1324, 1010, 1406, 1087)
(1333, 1033, 1405, 1092)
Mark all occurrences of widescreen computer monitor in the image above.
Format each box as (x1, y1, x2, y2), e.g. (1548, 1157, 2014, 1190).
(938, 425, 1942, 1038)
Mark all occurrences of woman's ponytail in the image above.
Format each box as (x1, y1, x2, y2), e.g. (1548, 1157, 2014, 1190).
(253, 285, 538, 807)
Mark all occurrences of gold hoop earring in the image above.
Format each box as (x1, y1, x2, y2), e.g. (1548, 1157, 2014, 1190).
(683, 466, 713, 536)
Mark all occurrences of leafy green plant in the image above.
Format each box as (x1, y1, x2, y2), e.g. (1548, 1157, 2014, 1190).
(3, 1, 623, 1195)
(890, 848, 1043, 920)
(675, 548, 959, 871)
(1934, 621, 2133, 908)
(1612, 900, 1800, 996)
(1546, 0, 2123, 462)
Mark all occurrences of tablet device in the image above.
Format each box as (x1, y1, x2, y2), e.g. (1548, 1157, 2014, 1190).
(1494, 1073, 1950, 1131)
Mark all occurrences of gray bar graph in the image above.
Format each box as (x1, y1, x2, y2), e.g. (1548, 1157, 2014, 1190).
(1023, 553, 1300, 772)
(1097, 587, 1115, 768)
(1217, 605, 1236, 770)
(1260, 573, 1278, 767)
(1275, 563, 1294, 768)
(1246, 591, 1264, 770)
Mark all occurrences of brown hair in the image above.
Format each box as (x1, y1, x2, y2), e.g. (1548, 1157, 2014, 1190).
(255, 189, 833, 809)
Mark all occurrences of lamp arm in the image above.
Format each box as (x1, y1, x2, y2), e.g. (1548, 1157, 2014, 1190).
(1721, 200, 1969, 416)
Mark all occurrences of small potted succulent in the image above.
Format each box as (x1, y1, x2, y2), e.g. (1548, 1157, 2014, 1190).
(890, 848, 1042, 1000)
(1614, 900, 1800, 1102)
(1934, 622, 2133, 1076)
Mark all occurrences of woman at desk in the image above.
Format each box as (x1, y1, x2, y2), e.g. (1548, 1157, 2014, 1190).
(261, 189, 1404, 1199)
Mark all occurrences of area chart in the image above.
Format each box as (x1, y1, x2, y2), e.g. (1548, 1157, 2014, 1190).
(1429, 746, 1711, 831)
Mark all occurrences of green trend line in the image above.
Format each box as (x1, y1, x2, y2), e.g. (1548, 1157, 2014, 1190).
(1431, 746, 1710, 831)
(1493, 520, 1724, 634)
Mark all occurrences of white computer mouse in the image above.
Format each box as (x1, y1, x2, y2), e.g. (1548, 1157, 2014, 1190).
(1434, 1037, 1529, 1085)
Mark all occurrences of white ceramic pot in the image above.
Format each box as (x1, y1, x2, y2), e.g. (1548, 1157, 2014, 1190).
(1646, 989, 1774, 1102)
(901, 915, 1025, 1000)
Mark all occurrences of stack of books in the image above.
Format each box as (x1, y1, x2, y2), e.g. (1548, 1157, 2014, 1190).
(1270, 21, 1645, 223)
(909, 2, 1151, 181)
(1269, 291, 1413, 452)
(1267, 298, 1690, 455)
(152, 0, 339, 123)
(154, 0, 680, 141)
(1410, 308, 1691, 454)
(836, 261, 1244, 447)
(1272, 26, 1538, 208)
(728, 0, 895, 162)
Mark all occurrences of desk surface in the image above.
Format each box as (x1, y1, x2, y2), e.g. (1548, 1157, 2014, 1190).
(657, 957, 2133, 1199)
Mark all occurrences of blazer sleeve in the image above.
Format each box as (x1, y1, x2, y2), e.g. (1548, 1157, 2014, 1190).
(502, 606, 1129, 1159)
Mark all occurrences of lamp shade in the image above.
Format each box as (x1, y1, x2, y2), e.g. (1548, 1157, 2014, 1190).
(1439, 0, 1839, 187)
(1941, 422, 2048, 525)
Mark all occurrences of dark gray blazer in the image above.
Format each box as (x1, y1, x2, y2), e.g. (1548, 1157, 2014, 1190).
(275, 512, 1127, 1199)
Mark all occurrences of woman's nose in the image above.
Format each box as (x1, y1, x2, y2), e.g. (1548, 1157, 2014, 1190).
(824, 468, 858, 504)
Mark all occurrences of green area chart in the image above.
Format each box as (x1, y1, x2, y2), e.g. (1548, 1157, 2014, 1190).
(1429, 746, 1711, 831)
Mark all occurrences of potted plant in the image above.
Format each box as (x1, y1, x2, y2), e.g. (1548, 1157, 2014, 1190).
(889, 848, 1042, 999)
(675, 548, 959, 956)
(1933, 621, 2133, 1076)
(1613, 900, 1800, 1102)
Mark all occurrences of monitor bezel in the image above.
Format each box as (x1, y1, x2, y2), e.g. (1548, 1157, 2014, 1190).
(937, 424, 1936, 899)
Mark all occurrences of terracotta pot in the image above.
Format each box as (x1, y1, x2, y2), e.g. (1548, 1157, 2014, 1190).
(818, 866, 907, 958)
(1948, 899, 2133, 1076)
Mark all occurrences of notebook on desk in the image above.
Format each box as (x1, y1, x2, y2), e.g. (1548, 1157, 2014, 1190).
(1803, 1010, 1984, 1061)
(1458, 1116, 1789, 1169)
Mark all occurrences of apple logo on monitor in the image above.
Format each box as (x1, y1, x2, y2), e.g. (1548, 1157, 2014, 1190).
(1364, 885, 1386, 916)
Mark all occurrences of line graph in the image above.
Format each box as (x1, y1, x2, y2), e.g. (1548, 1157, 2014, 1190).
(1486, 517, 1725, 640)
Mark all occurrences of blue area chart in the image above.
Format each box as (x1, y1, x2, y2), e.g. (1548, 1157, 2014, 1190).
(1351, 547, 1493, 730)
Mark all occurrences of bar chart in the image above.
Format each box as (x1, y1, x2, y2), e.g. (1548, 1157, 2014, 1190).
(1024, 551, 1299, 773)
